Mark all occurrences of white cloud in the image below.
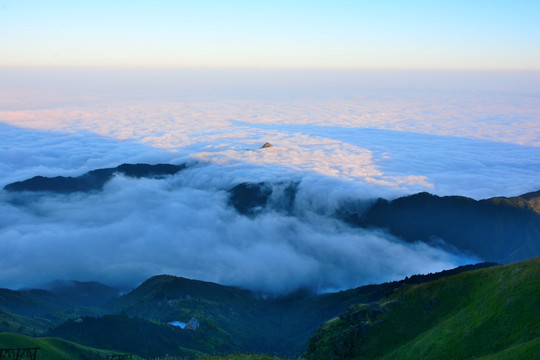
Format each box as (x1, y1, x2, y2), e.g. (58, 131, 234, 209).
(1, 70, 539, 198)
(0, 164, 476, 293)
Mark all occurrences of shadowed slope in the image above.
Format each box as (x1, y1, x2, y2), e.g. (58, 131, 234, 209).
(341, 192, 540, 263)
(227, 181, 540, 263)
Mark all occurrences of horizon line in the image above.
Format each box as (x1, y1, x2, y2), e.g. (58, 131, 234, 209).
(1, 65, 540, 73)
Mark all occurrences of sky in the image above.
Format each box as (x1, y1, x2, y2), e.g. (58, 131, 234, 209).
(1, 0, 539, 69)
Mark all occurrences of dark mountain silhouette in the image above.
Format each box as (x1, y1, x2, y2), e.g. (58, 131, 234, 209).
(43, 280, 122, 308)
(341, 192, 540, 263)
(4, 163, 187, 193)
(227, 181, 540, 264)
(229, 181, 298, 216)
(229, 182, 274, 216)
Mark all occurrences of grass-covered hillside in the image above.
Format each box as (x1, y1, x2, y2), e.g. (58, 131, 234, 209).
(199, 355, 286, 360)
(0, 309, 50, 336)
(97, 265, 493, 357)
(306, 257, 540, 360)
(0, 263, 495, 359)
(0, 333, 119, 360)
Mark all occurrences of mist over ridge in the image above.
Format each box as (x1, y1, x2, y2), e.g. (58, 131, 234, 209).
(1, 155, 476, 293)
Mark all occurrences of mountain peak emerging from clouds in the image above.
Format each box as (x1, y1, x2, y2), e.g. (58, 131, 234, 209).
(4, 163, 187, 194)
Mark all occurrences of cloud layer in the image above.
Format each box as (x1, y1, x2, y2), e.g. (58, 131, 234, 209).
(1, 69, 539, 199)
(0, 151, 476, 293)
(0, 69, 539, 292)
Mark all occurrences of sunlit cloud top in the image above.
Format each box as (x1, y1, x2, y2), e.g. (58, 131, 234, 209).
(1, 0, 539, 69)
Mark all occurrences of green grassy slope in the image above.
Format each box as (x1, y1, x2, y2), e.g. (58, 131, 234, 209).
(0, 264, 497, 358)
(0, 333, 117, 360)
(0, 310, 50, 336)
(306, 257, 540, 360)
(199, 355, 286, 360)
(100, 266, 492, 357)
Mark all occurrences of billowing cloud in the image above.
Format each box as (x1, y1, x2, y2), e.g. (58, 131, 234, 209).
(0, 158, 476, 293)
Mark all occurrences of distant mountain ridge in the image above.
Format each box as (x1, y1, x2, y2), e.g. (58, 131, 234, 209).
(0, 280, 121, 317)
(340, 191, 540, 263)
(4, 163, 187, 193)
(227, 181, 540, 264)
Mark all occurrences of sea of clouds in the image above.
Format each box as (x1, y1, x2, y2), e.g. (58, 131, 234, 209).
(0, 69, 539, 293)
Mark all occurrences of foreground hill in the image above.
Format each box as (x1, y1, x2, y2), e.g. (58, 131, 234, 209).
(38, 264, 492, 358)
(0, 333, 115, 360)
(1, 258, 530, 359)
(306, 257, 540, 360)
(47, 313, 237, 358)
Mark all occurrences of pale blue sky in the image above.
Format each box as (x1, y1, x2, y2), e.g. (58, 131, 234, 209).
(1, 0, 539, 69)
